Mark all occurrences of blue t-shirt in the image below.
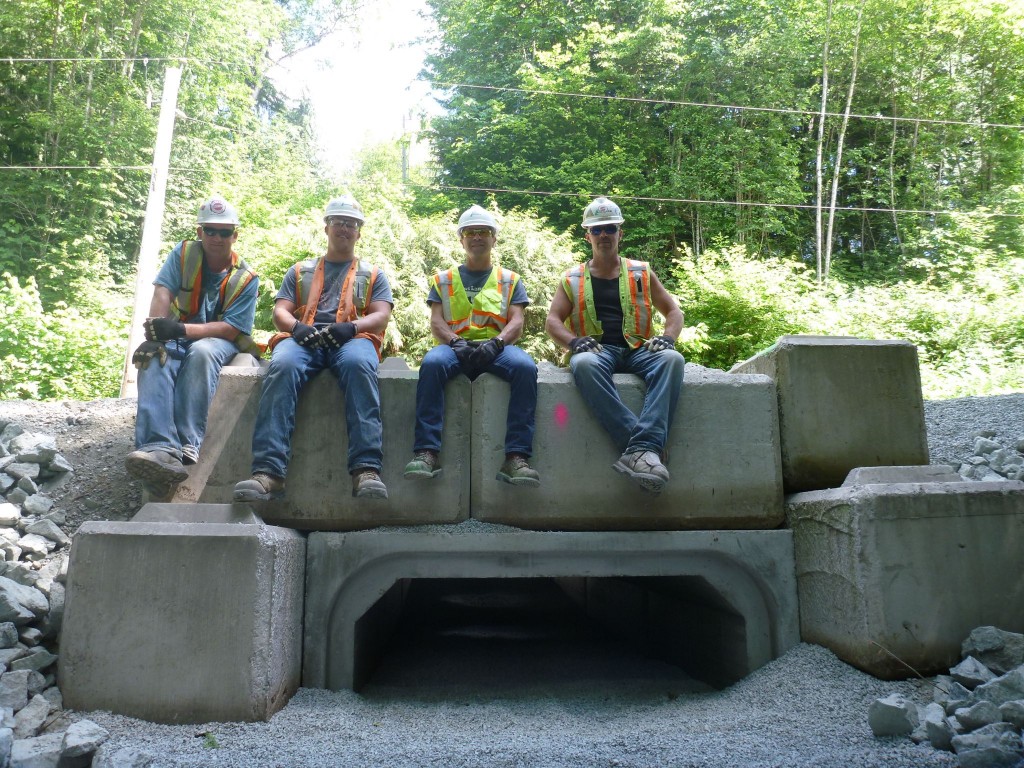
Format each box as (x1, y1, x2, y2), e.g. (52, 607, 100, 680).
(426, 266, 529, 307)
(277, 258, 394, 327)
(154, 242, 258, 333)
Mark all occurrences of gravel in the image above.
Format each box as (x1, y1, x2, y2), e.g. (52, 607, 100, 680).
(3, 392, 1022, 767)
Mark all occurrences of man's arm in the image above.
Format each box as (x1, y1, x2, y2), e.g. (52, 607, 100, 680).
(545, 284, 576, 348)
(273, 299, 299, 332)
(497, 303, 525, 345)
(429, 302, 457, 344)
(649, 271, 683, 338)
(353, 300, 393, 336)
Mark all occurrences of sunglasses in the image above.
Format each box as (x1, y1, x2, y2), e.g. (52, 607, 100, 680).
(589, 224, 620, 235)
(461, 228, 494, 238)
(327, 217, 361, 230)
(202, 226, 235, 238)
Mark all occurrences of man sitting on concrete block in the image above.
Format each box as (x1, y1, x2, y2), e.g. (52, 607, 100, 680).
(233, 195, 394, 502)
(125, 195, 260, 500)
(545, 196, 685, 494)
(403, 204, 540, 487)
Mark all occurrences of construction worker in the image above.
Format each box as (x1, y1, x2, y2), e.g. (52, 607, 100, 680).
(125, 195, 259, 498)
(545, 197, 684, 494)
(234, 195, 394, 501)
(403, 205, 540, 486)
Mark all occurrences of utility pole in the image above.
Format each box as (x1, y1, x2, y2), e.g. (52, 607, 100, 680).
(120, 65, 181, 398)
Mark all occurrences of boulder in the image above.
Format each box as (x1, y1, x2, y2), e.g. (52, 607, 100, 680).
(963, 627, 1024, 676)
(868, 693, 919, 736)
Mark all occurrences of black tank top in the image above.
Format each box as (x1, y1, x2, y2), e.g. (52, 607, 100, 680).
(591, 276, 627, 347)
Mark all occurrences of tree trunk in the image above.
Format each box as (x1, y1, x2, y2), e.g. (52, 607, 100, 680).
(814, 0, 834, 285)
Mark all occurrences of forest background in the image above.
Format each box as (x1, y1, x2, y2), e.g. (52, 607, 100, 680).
(1, 0, 1022, 402)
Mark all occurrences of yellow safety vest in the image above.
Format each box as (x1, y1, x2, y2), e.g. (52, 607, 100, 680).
(561, 258, 653, 349)
(268, 257, 384, 359)
(171, 240, 262, 356)
(433, 266, 519, 341)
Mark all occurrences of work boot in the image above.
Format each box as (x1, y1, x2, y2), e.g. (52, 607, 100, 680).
(233, 473, 285, 502)
(353, 468, 388, 500)
(404, 450, 442, 479)
(125, 449, 189, 486)
(496, 454, 540, 487)
(613, 450, 670, 494)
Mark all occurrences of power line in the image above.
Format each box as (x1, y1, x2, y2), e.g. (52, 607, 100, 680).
(430, 81, 1024, 132)
(2, 56, 239, 66)
(409, 183, 1024, 219)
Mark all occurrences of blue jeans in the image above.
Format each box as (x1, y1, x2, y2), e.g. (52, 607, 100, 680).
(251, 337, 383, 477)
(135, 337, 239, 459)
(569, 344, 685, 454)
(414, 344, 537, 456)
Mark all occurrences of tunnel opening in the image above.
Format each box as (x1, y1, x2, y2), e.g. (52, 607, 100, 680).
(350, 576, 748, 694)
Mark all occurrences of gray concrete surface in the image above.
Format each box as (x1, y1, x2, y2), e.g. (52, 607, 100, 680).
(472, 364, 784, 530)
(787, 477, 1024, 678)
(187, 361, 472, 529)
(303, 526, 799, 691)
(732, 335, 929, 492)
(59, 508, 305, 723)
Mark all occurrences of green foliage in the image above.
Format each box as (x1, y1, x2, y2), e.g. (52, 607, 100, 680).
(0, 274, 130, 400)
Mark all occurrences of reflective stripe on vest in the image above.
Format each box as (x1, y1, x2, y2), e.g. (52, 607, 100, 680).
(562, 258, 653, 349)
(434, 266, 518, 341)
(171, 240, 261, 355)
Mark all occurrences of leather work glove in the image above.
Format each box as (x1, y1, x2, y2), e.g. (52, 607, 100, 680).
(569, 336, 603, 355)
(320, 321, 357, 349)
(132, 341, 168, 370)
(291, 321, 322, 349)
(144, 317, 186, 342)
(449, 337, 475, 368)
(468, 337, 505, 370)
(644, 335, 677, 353)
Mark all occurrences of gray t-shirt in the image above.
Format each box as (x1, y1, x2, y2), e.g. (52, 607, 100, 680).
(277, 259, 394, 327)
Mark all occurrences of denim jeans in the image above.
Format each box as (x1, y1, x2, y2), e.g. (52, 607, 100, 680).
(414, 344, 537, 456)
(569, 344, 685, 454)
(135, 337, 239, 459)
(251, 337, 383, 477)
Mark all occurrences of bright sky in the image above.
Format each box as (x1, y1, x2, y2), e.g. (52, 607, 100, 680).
(271, 0, 438, 176)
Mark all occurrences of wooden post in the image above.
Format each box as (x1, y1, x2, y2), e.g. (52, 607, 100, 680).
(121, 66, 181, 398)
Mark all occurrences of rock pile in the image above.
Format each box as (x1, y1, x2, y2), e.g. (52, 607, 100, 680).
(870, 626, 1024, 767)
(0, 422, 110, 767)
(958, 431, 1024, 482)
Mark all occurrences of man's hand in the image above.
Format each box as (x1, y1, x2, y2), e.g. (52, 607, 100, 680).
(144, 317, 186, 342)
(644, 335, 676, 353)
(321, 321, 357, 349)
(132, 341, 168, 370)
(569, 336, 603, 355)
(291, 321, 321, 349)
(468, 337, 505, 370)
(449, 337, 476, 367)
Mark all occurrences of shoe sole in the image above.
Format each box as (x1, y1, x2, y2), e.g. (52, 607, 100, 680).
(496, 472, 540, 488)
(354, 485, 389, 499)
(233, 489, 283, 502)
(612, 461, 667, 494)
(125, 453, 189, 485)
(403, 467, 443, 479)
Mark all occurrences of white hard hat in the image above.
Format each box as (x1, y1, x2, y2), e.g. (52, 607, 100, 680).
(323, 195, 365, 224)
(582, 197, 624, 228)
(457, 205, 499, 235)
(197, 196, 239, 226)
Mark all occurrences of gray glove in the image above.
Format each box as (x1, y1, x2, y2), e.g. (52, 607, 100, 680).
(144, 317, 186, 342)
(132, 341, 168, 370)
(449, 337, 475, 368)
(569, 336, 603, 354)
(644, 335, 676, 353)
(291, 322, 322, 349)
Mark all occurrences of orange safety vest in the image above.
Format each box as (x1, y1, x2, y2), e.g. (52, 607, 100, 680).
(561, 258, 653, 349)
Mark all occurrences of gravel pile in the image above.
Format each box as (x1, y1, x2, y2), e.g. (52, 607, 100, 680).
(0, 392, 1020, 767)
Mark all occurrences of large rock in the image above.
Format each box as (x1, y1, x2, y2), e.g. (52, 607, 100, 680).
(963, 627, 1024, 676)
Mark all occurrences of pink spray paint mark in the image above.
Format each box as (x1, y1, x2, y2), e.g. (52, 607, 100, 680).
(553, 402, 569, 429)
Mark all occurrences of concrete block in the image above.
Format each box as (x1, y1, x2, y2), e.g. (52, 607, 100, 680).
(190, 361, 471, 530)
(303, 527, 799, 691)
(731, 335, 929, 492)
(59, 514, 305, 723)
(787, 479, 1024, 678)
(471, 363, 784, 530)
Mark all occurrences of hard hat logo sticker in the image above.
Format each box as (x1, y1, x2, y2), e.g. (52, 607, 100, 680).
(210, 200, 226, 214)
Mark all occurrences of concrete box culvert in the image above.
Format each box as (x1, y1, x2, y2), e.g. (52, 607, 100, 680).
(303, 528, 800, 691)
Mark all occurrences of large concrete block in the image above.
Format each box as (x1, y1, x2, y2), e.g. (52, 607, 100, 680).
(787, 478, 1024, 678)
(471, 363, 784, 530)
(59, 507, 305, 723)
(303, 527, 799, 691)
(191, 359, 471, 530)
(731, 335, 929, 492)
